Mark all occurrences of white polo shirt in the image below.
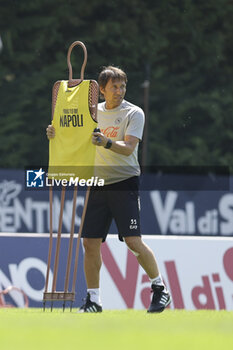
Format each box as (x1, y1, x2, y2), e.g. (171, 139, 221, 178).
(95, 99, 145, 184)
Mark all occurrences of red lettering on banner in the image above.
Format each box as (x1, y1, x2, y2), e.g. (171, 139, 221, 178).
(212, 273, 226, 309)
(140, 274, 151, 308)
(192, 276, 215, 309)
(223, 247, 233, 281)
(101, 243, 139, 308)
(165, 261, 185, 309)
(101, 126, 119, 138)
(215, 286, 226, 309)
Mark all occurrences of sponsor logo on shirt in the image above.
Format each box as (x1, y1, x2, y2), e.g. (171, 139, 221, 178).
(101, 126, 119, 137)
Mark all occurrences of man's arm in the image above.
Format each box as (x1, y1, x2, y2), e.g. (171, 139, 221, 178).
(92, 131, 139, 156)
(46, 125, 55, 139)
(47, 125, 138, 155)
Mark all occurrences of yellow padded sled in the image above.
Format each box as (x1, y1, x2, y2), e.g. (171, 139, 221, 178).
(44, 41, 98, 311)
(48, 41, 98, 180)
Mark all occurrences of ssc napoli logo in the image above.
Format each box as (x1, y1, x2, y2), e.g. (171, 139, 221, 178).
(114, 117, 122, 125)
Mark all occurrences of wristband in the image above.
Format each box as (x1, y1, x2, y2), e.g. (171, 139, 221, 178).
(104, 139, 112, 149)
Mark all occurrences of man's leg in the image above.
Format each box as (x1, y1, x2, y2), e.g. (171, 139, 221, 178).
(123, 236, 159, 278)
(79, 238, 103, 312)
(83, 237, 103, 288)
(124, 236, 171, 312)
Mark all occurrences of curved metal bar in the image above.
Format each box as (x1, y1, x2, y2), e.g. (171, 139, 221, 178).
(67, 41, 87, 82)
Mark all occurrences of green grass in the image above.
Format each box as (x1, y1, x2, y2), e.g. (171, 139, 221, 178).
(0, 309, 233, 350)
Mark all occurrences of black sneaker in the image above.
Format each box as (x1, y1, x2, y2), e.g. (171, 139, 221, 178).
(78, 293, 102, 313)
(147, 285, 171, 313)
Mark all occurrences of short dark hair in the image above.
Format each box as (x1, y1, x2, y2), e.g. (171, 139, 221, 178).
(98, 66, 127, 99)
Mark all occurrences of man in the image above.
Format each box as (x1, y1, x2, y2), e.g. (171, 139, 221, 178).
(47, 66, 171, 313)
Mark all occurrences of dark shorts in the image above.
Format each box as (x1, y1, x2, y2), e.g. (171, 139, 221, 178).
(82, 176, 141, 242)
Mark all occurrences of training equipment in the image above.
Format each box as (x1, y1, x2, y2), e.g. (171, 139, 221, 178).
(43, 41, 99, 311)
(147, 285, 172, 313)
(49, 42, 98, 179)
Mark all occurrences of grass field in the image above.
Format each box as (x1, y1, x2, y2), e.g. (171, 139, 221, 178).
(1, 308, 233, 350)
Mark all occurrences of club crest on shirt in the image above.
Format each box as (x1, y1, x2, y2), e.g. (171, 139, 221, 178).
(114, 117, 122, 125)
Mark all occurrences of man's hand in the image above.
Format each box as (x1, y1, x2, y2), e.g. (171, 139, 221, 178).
(92, 131, 108, 147)
(46, 125, 55, 139)
(92, 131, 139, 156)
